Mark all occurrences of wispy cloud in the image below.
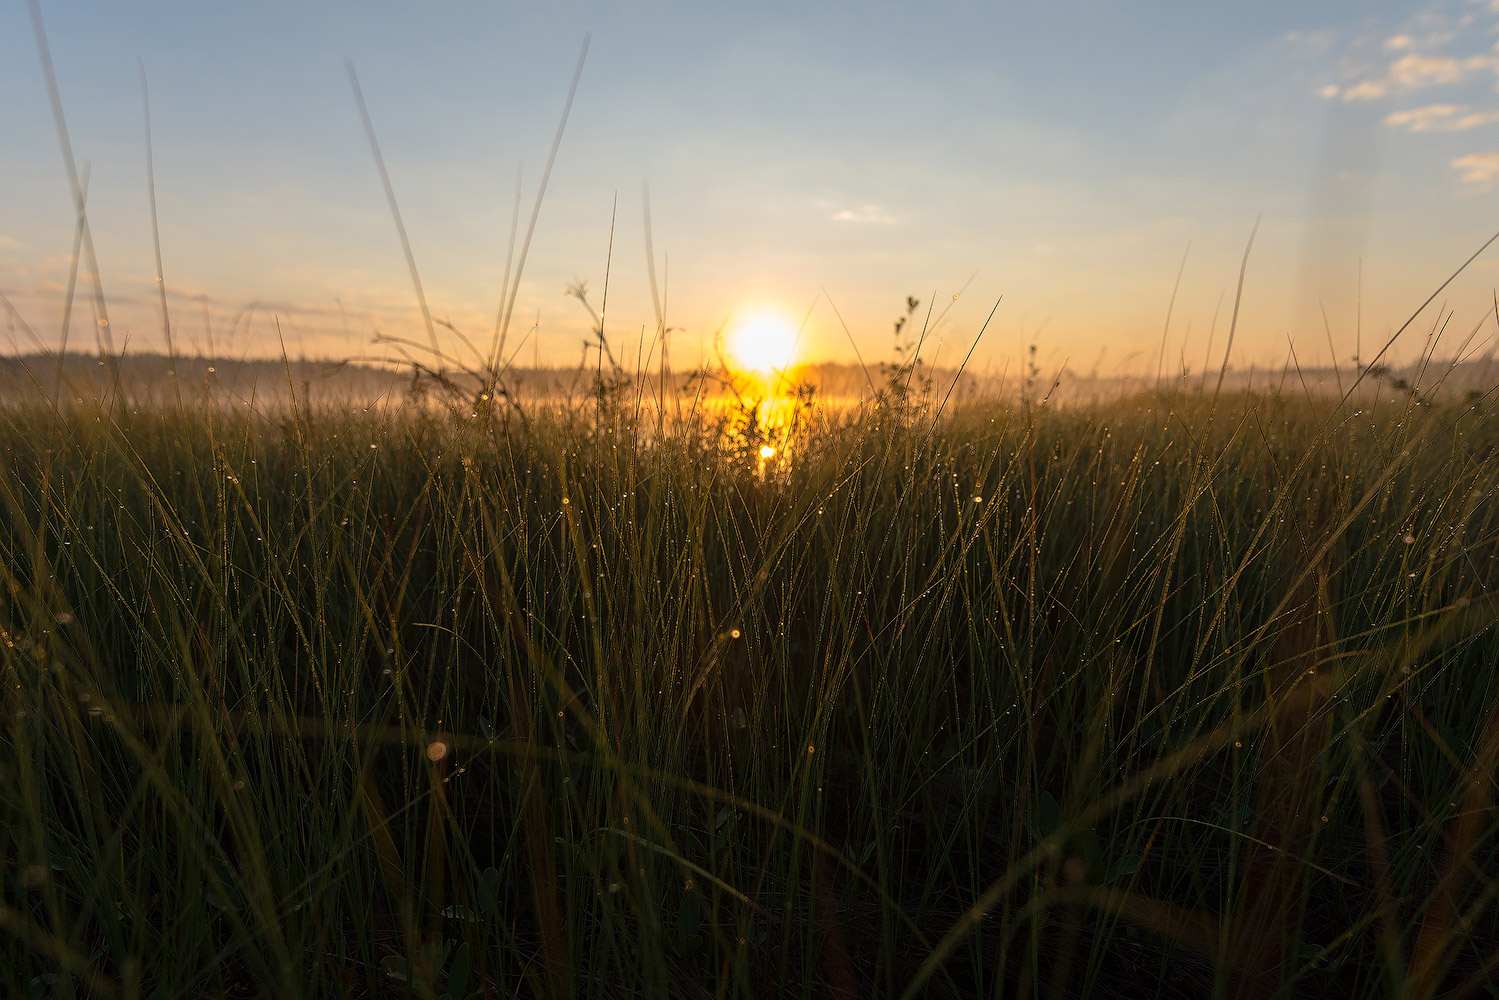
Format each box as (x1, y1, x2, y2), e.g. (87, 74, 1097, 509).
(1452, 150, 1499, 187)
(0, 235, 22, 251)
(1386, 102, 1499, 131)
(1341, 80, 1390, 101)
(831, 204, 896, 224)
(1389, 52, 1492, 87)
(1304, 7, 1499, 196)
(1328, 11, 1499, 103)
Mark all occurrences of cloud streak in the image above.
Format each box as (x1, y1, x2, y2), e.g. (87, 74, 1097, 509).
(1325, 14, 1499, 103)
(1386, 103, 1499, 132)
(831, 204, 896, 224)
(1452, 150, 1499, 187)
(1389, 52, 1493, 88)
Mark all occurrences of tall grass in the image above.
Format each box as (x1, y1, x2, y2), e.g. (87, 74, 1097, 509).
(1, 363, 1497, 998)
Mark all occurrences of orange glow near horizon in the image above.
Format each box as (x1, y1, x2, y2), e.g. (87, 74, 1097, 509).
(729, 312, 799, 375)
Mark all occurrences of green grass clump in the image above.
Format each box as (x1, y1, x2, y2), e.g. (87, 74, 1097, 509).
(2, 377, 1497, 999)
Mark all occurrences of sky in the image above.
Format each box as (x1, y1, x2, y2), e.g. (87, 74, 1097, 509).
(4, 0, 1499, 375)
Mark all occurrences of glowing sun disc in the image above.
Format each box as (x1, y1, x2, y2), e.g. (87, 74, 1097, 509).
(730, 314, 798, 374)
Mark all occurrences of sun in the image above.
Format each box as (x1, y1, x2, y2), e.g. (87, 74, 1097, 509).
(729, 313, 799, 374)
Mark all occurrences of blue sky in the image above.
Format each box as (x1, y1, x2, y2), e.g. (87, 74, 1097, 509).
(4, 1, 1499, 372)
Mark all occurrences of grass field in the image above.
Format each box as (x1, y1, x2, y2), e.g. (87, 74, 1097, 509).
(2, 357, 1498, 998)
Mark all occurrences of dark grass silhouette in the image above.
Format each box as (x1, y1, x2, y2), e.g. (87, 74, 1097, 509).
(2, 359, 1497, 997)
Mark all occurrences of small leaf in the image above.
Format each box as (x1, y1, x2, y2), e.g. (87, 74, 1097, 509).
(676, 890, 701, 945)
(434, 938, 453, 970)
(1038, 791, 1059, 834)
(1026, 790, 1060, 843)
(1107, 854, 1140, 884)
(380, 955, 413, 983)
(445, 942, 472, 1000)
(478, 868, 501, 912)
